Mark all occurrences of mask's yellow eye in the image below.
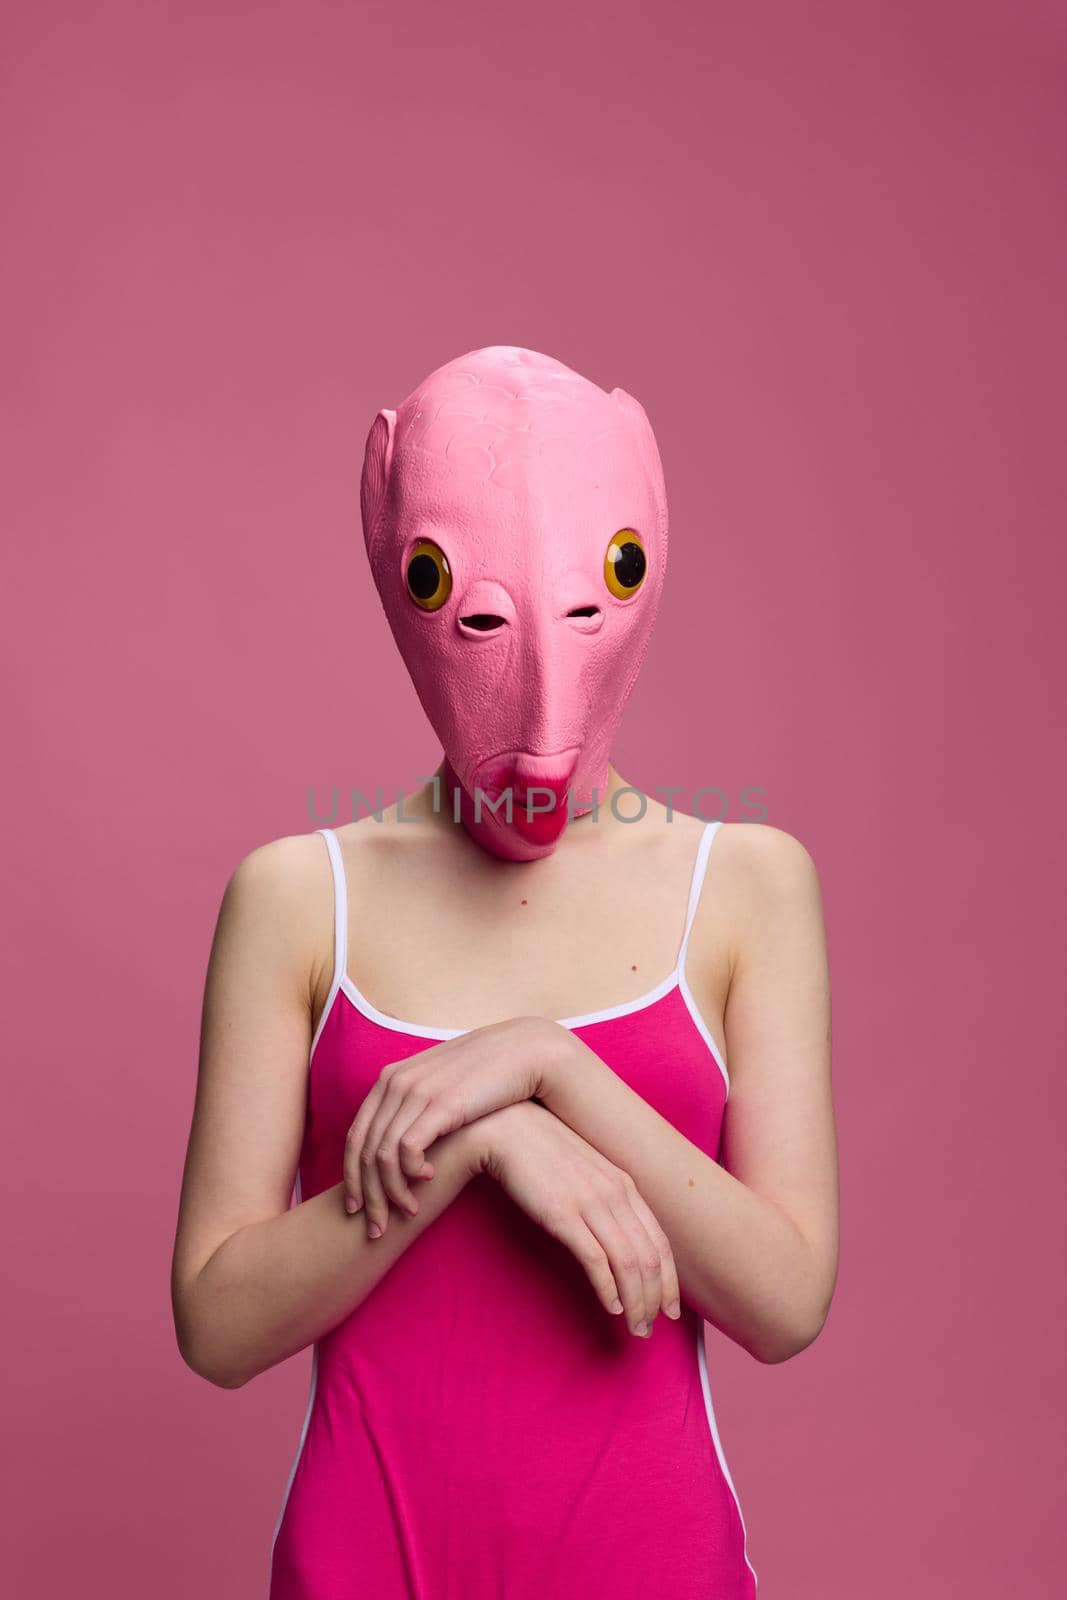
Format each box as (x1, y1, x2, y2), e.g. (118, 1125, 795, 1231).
(604, 529, 647, 599)
(405, 538, 452, 611)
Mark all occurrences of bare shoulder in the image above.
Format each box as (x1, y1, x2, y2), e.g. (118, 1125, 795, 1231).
(710, 822, 827, 965)
(215, 830, 334, 1000)
(231, 825, 326, 876)
(714, 820, 822, 897)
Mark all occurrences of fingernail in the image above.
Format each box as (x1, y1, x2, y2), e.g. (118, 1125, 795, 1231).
(633, 1320, 648, 1337)
(344, 1196, 358, 1214)
(368, 1221, 382, 1238)
(666, 1301, 681, 1319)
(610, 1298, 624, 1315)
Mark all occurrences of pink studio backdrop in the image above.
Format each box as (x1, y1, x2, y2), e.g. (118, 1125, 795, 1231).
(3, 2, 1064, 1595)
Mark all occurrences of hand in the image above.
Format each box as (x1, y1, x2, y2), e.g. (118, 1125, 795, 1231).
(472, 1100, 682, 1339)
(344, 1014, 567, 1236)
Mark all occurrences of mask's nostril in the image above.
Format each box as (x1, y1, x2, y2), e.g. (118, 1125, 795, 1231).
(567, 606, 600, 619)
(459, 614, 507, 632)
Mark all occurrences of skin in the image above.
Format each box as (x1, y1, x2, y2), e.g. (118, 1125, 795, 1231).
(171, 762, 837, 1388)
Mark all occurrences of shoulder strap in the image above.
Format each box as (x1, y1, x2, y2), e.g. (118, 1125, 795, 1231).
(317, 828, 349, 991)
(675, 820, 723, 975)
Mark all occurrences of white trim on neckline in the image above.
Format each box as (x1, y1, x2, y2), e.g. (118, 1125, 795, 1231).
(311, 819, 729, 1090)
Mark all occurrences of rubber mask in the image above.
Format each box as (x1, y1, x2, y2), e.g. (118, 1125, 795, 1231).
(359, 345, 668, 861)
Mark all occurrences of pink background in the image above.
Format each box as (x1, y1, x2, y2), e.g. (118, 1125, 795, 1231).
(3, 2, 1064, 1594)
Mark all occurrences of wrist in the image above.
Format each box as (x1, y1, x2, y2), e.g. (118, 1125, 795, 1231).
(453, 1112, 501, 1180)
(524, 1017, 575, 1107)
(518, 1014, 574, 1102)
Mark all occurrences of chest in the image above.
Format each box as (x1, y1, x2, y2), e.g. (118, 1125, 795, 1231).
(309, 820, 732, 1056)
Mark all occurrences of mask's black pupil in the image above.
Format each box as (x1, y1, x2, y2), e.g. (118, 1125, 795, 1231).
(408, 553, 441, 600)
(612, 541, 646, 589)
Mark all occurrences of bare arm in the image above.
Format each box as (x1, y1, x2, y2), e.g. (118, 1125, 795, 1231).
(537, 823, 838, 1364)
(170, 836, 479, 1390)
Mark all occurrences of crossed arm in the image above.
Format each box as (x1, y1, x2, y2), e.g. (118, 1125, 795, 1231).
(343, 822, 837, 1364)
(171, 825, 837, 1388)
(534, 1017, 837, 1364)
(534, 826, 837, 1363)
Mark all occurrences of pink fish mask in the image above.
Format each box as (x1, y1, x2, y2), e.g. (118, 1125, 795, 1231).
(359, 345, 669, 861)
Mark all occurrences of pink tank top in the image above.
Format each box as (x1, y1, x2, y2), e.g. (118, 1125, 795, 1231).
(269, 820, 757, 1598)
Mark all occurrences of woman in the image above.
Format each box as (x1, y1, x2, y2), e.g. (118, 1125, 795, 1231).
(171, 346, 838, 1598)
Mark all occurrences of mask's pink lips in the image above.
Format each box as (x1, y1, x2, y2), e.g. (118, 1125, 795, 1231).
(473, 753, 579, 847)
(507, 781, 573, 846)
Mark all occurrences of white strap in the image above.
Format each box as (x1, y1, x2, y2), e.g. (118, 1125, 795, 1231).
(317, 828, 348, 990)
(675, 820, 723, 973)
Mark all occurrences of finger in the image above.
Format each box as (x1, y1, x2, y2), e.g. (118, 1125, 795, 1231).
(358, 1135, 392, 1239)
(366, 1075, 448, 1217)
(606, 1185, 664, 1334)
(370, 1105, 425, 1219)
(583, 1193, 654, 1337)
(358, 1073, 417, 1230)
(626, 1188, 681, 1319)
(342, 1086, 386, 1213)
(395, 1098, 463, 1179)
(545, 1213, 626, 1321)
(396, 1114, 439, 1184)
